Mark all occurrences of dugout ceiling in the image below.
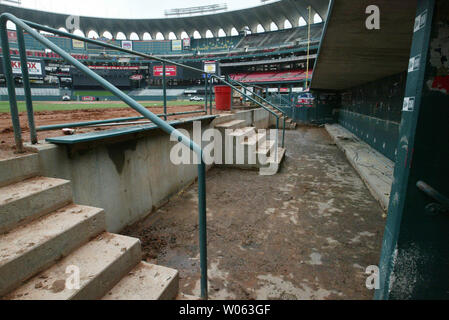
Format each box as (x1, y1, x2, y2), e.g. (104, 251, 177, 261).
(311, 0, 418, 91)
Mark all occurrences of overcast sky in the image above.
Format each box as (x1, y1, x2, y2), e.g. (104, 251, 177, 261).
(6, 0, 278, 19)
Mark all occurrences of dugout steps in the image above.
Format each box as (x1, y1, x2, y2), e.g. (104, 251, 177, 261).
(0, 153, 180, 300)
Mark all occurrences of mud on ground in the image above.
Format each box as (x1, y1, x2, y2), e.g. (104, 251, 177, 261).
(123, 126, 386, 300)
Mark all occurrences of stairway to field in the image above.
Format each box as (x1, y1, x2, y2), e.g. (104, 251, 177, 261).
(214, 119, 286, 175)
(0, 153, 179, 300)
(265, 105, 297, 130)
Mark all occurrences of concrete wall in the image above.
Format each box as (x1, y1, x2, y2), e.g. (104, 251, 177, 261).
(29, 108, 271, 233)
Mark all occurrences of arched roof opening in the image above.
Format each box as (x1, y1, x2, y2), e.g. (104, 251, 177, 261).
(116, 32, 126, 40)
(129, 32, 139, 40)
(142, 32, 152, 40)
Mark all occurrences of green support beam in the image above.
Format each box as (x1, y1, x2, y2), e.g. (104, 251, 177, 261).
(376, 0, 449, 299)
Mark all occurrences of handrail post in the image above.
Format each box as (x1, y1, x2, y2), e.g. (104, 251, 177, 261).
(197, 158, 208, 300)
(282, 117, 285, 148)
(209, 75, 213, 114)
(275, 117, 279, 162)
(163, 62, 167, 121)
(17, 27, 37, 144)
(0, 18, 23, 152)
(204, 76, 208, 114)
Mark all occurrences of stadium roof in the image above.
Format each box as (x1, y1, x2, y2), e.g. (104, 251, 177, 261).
(0, 0, 330, 40)
(311, 0, 418, 91)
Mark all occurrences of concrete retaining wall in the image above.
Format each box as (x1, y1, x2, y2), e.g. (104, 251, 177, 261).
(27, 108, 271, 233)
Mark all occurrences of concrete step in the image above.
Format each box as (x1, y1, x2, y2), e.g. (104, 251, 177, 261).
(0, 204, 105, 297)
(256, 139, 276, 158)
(259, 147, 286, 176)
(102, 262, 179, 300)
(0, 153, 40, 188)
(241, 131, 267, 149)
(0, 176, 72, 234)
(219, 127, 256, 165)
(227, 127, 256, 139)
(4, 232, 141, 300)
(214, 119, 247, 130)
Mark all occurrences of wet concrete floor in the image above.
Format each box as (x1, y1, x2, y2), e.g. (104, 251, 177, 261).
(123, 126, 386, 299)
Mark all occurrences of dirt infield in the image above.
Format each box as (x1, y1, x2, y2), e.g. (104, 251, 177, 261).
(0, 103, 231, 159)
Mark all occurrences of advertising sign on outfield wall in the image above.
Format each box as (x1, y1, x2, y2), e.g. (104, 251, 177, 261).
(11, 59, 44, 76)
(72, 39, 85, 49)
(172, 40, 182, 51)
(183, 38, 191, 49)
(121, 40, 133, 51)
(7, 31, 17, 41)
(153, 65, 177, 76)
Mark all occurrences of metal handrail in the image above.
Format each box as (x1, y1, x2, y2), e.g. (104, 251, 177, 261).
(0, 13, 210, 299)
(416, 181, 449, 211)
(227, 78, 286, 149)
(1, 14, 288, 299)
(229, 78, 287, 115)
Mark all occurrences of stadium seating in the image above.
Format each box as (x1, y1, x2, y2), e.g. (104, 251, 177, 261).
(230, 70, 313, 83)
(0, 23, 322, 57)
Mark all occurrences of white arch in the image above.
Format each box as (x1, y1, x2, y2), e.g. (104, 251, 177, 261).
(218, 29, 226, 37)
(142, 32, 152, 40)
(270, 22, 278, 31)
(116, 32, 126, 40)
(314, 14, 323, 23)
(58, 27, 68, 33)
(284, 19, 292, 29)
(230, 27, 238, 36)
(87, 30, 99, 39)
(168, 32, 177, 40)
(205, 30, 213, 38)
(129, 32, 139, 40)
(180, 31, 189, 39)
(155, 32, 164, 40)
(193, 31, 201, 39)
(73, 29, 85, 37)
(298, 17, 307, 26)
(102, 31, 113, 39)
(6, 20, 16, 30)
(256, 24, 265, 33)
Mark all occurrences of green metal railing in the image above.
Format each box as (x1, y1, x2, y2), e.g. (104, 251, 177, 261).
(1, 13, 288, 298)
(230, 79, 287, 148)
(0, 13, 208, 300)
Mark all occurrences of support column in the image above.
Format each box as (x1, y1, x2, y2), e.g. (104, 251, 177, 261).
(376, 0, 449, 299)
(162, 62, 167, 120)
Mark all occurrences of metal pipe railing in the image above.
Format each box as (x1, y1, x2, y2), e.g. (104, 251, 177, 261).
(416, 181, 449, 211)
(36, 110, 206, 131)
(228, 78, 286, 148)
(210, 75, 281, 159)
(0, 13, 210, 299)
(1, 14, 289, 299)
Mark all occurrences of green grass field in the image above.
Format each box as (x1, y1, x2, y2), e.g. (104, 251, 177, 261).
(0, 100, 204, 113)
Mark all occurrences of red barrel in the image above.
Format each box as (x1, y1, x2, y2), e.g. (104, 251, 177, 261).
(214, 85, 232, 111)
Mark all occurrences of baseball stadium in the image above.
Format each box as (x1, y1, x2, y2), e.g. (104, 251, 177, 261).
(0, 0, 447, 303)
